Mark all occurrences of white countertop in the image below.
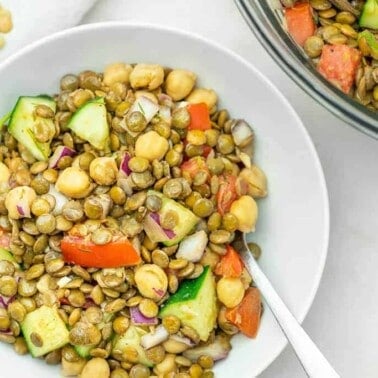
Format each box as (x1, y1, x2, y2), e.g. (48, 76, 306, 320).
(83, 1, 378, 377)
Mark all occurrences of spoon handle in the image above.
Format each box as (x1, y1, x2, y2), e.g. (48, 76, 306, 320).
(241, 238, 339, 377)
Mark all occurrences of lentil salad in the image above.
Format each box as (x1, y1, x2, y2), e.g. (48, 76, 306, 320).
(283, 0, 378, 110)
(0, 62, 267, 377)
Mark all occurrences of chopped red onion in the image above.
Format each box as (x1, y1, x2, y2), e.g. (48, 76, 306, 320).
(158, 106, 172, 124)
(231, 119, 254, 147)
(176, 101, 189, 108)
(164, 228, 176, 239)
(131, 236, 141, 255)
(153, 288, 165, 298)
(149, 213, 176, 239)
(117, 176, 134, 196)
(48, 185, 68, 215)
(176, 230, 208, 262)
(120, 153, 131, 176)
(0, 294, 15, 309)
(158, 93, 173, 108)
(130, 306, 158, 326)
(183, 335, 231, 362)
(0, 329, 13, 335)
(82, 298, 96, 309)
(49, 146, 76, 169)
(117, 153, 133, 195)
(143, 214, 168, 243)
(235, 177, 249, 196)
(0, 296, 7, 309)
(170, 334, 195, 347)
(16, 205, 25, 216)
(130, 96, 160, 123)
(16, 201, 31, 218)
(140, 325, 169, 349)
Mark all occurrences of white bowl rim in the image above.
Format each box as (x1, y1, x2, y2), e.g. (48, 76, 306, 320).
(0, 21, 330, 375)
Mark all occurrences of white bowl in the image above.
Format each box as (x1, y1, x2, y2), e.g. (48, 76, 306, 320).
(0, 22, 329, 377)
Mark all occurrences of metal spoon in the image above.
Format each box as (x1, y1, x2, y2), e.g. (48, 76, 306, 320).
(234, 232, 339, 377)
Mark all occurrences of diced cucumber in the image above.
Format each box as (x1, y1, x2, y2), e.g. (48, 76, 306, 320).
(358, 30, 378, 59)
(159, 266, 217, 341)
(74, 344, 93, 359)
(359, 0, 378, 30)
(21, 305, 69, 357)
(7, 96, 56, 161)
(67, 97, 109, 150)
(112, 326, 153, 367)
(145, 190, 199, 246)
(0, 248, 19, 269)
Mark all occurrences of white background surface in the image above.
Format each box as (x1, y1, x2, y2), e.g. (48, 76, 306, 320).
(1, 0, 377, 376)
(82, 1, 378, 377)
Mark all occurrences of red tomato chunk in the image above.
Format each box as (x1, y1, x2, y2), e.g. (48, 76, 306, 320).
(317, 44, 361, 94)
(285, 2, 316, 47)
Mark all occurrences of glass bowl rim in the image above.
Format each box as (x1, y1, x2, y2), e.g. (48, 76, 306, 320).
(235, 0, 378, 139)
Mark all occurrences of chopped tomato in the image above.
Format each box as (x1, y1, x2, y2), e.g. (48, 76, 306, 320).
(61, 236, 141, 268)
(181, 156, 209, 180)
(0, 229, 10, 249)
(216, 175, 238, 216)
(202, 145, 213, 158)
(317, 44, 361, 94)
(226, 287, 262, 338)
(215, 245, 244, 278)
(188, 103, 211, 131)
(285, 2, 316, 46)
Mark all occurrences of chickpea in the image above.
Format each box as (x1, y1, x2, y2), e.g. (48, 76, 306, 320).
(55, 167, 92, 199)
(129, 64, 165, 90)
(134, 264, 168, 301)
(153, 354, 176, 376)
(61, 357, 86, 377)
(5, 186, 37, 219)
(103, 62, 133, 86)
(135, 131, 169, 161)
(230, 195, 258, 232)
(186, 88, 217, 110)
(217, 277, 244, 308)
(80, 357, 110, 378)
(0, 8, 12, 34)
(165, 69, 196, 101)
(89, 157, 118, 186)
(239, 166, 268, 198)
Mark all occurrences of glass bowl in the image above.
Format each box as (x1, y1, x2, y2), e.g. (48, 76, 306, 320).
(235, 0, 378, 139)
